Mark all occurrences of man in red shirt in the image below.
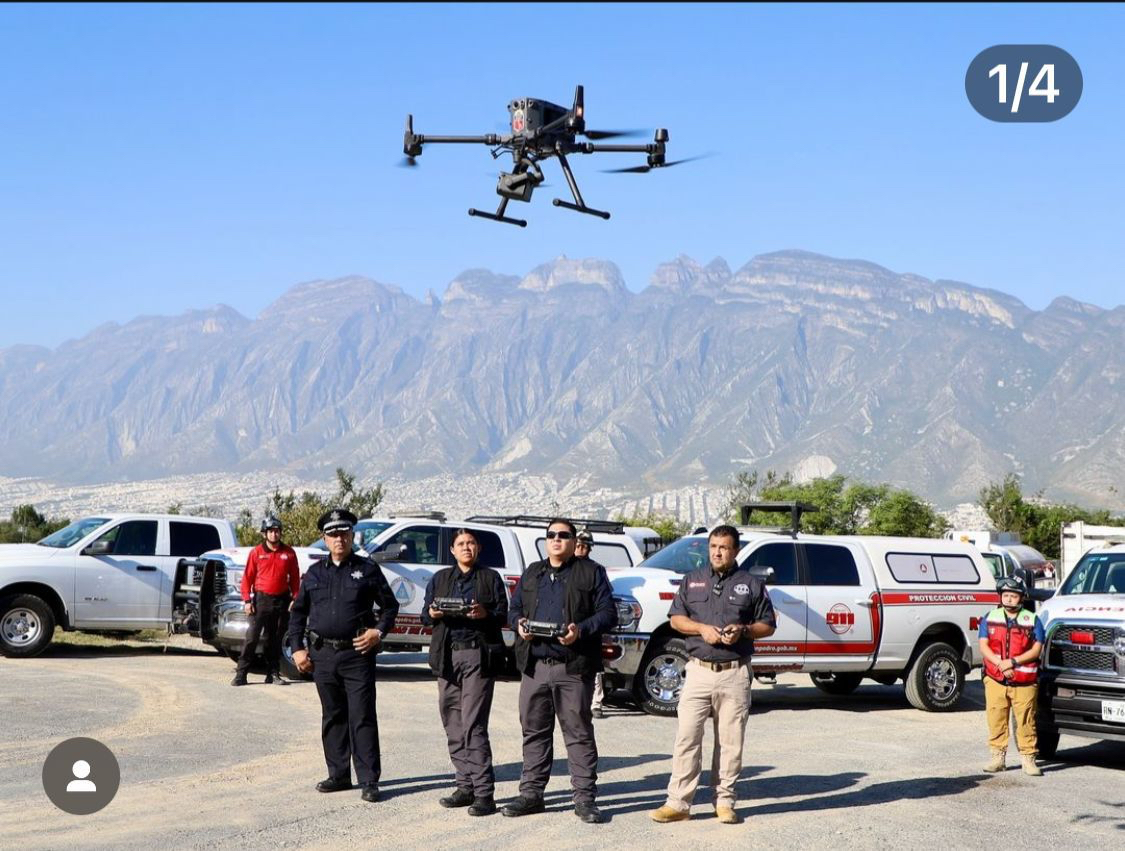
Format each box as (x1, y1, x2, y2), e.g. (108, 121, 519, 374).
(232, 515, 301, 686)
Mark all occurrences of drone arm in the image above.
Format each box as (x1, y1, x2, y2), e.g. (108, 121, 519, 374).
(580, 143, 658, 154)
(417, 134, 502, 145)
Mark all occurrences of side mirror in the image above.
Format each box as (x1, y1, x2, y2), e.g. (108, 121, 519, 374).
(83, 540, 113, 556)
(370, 544, 408, 564)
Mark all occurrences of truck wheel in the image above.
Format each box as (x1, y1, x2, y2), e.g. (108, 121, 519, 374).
(810, 672, 864, 695)
(904, 642, 964, 711)
(632, 638, 690, 717)
(0, 594, 56, 658)
(1037, 719, 1060, 759)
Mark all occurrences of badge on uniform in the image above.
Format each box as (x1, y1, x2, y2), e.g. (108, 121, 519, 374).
(351, 570, 363, 579)
(734, 583, 750, 595)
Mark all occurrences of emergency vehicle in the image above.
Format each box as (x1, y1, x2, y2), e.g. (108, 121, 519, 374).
(607, 503, 999, 715)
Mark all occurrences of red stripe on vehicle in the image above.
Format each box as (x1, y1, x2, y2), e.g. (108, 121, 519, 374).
(881, 591, 999, 605)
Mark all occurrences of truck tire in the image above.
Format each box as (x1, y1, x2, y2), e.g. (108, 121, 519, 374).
(632, 637, 690, 717)
(1037, 719, 1060, 759)
(904, 642, 965, 711)
(810, 672, 864, 695)
(0, 594, 56, 658)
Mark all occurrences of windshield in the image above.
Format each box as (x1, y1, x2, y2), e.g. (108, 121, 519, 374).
(37, 517, 112, 548)
(355, 521, 393, 551)
(640, 536, 710, 574)
(1059, 551, 1125, 595)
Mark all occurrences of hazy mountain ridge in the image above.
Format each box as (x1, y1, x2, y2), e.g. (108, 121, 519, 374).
(2, 250, 1121, 510)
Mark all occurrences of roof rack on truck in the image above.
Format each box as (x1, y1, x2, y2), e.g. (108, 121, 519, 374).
(738, 502, 820, 538)
(465, 514, 624, 534)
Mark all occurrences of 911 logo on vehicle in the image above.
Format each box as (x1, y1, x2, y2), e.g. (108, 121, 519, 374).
(827, 603, 855, 635)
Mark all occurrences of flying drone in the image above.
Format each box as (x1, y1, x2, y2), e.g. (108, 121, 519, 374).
(401, 85, 700, 227)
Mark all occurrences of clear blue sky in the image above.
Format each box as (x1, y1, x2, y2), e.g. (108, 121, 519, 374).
(1, 3, 1121, 348)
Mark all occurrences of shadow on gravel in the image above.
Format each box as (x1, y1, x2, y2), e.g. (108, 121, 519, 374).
(743, 773, 984, 815)
(33, 641, 217, 658)
(1042, 739, 1125, 772)
(1071, 795, 1125, 832)
(752, 679, 986, 715)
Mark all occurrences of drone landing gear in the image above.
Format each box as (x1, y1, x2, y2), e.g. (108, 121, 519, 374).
(468, 198, 527, 228)
(553, 151, 610, 220)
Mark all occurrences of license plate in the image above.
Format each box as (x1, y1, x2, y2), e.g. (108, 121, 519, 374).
(1101, 700, 1125, 723)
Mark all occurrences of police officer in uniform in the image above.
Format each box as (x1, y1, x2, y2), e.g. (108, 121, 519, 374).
(503, 519, 616, 824)
(421, 528, 509, 816)
(232, 514, 300, 686)
(287, 509, 399, 802)
(651, 524, 776, 826)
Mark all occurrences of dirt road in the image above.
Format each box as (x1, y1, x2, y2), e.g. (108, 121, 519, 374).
(2, 639, 1123, 850)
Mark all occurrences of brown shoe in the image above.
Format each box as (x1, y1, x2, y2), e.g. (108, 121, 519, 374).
(1021, 755, 1043, 776)
(650, 805, 690, 823)
(716, 806, 741, 824)
(983, 749, 1006, 773)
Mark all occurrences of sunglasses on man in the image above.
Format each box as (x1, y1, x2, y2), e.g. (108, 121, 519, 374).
(545, 530, 574, 540)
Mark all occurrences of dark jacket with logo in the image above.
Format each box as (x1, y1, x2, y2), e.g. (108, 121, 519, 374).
(422, 565, 508, 680)
(509, 556, 616, 676)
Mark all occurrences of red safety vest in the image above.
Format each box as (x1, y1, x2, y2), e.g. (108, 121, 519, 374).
(983, 607, 1039, 685)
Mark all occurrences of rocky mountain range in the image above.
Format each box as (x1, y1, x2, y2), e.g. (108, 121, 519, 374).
(2, 250, 1122, 510)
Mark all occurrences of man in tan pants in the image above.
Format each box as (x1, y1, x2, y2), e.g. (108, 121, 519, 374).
(979, 576, 1045, 776)
(651, 525, 776, 825)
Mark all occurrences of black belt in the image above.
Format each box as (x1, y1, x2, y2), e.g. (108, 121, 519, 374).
(451, 638, 481, 651)
(535, 656, 565, 666)
(255, 591, 291, 599)
(307, 630, 353, 651)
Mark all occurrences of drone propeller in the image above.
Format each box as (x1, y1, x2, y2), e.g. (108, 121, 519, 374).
(601, 154, 711, 174)
(582, 129, 646, 140)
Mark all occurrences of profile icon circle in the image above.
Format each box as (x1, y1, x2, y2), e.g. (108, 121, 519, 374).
(42, 738, 120, 815)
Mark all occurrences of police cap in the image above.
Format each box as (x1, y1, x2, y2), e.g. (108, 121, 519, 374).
(318, 508, 358, 534)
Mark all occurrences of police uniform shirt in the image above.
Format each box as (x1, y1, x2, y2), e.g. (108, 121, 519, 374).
(668, 566, 776, 662)
(288, 552, 399, 649)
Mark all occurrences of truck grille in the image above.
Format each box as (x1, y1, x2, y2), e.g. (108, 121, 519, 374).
(1046, 621, 1124, 676)
(1051, 648, 1116, 673)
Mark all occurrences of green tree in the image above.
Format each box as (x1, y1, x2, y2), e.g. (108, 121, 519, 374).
(725, 470, 948, 538)
(979, 474, 1032, 537)
(861, 489, 950, 538)
(243, 469, 386, 547)
(977, 475, 1123, 561)
(612, 512, 692, 543)
(0, 504, 69, 543)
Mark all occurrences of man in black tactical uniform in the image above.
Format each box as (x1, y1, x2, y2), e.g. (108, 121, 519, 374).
(288, 508, 399, 803)
(422, 528, 509, 816)
(503, 518, 616, 824)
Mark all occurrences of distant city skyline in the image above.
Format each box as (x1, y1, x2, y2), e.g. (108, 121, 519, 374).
(2, 3, 1122, 348)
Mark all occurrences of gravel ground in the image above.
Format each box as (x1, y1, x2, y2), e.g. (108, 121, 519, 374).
(2, 636, 1124, 850)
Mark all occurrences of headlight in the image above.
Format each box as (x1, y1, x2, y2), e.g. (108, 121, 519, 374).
(613, 596, 642, 631)
(225, 568, 243, 599)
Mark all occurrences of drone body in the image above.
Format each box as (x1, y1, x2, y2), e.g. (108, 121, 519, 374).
(402, 86, 693, 227)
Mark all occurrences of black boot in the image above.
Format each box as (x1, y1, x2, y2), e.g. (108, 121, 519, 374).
(468, 796, 497, 816)
(501, 795, 545, 818)
(439, 788, 474, 808)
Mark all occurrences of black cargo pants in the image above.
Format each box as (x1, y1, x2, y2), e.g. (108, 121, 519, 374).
(517, 658, 598, 804)
(236, 591, 290, 677)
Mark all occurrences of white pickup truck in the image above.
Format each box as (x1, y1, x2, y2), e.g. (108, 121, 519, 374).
(607, 507, 998, 715)
(1036, 543, 1125, 757)
(0, 513, 237, 657)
